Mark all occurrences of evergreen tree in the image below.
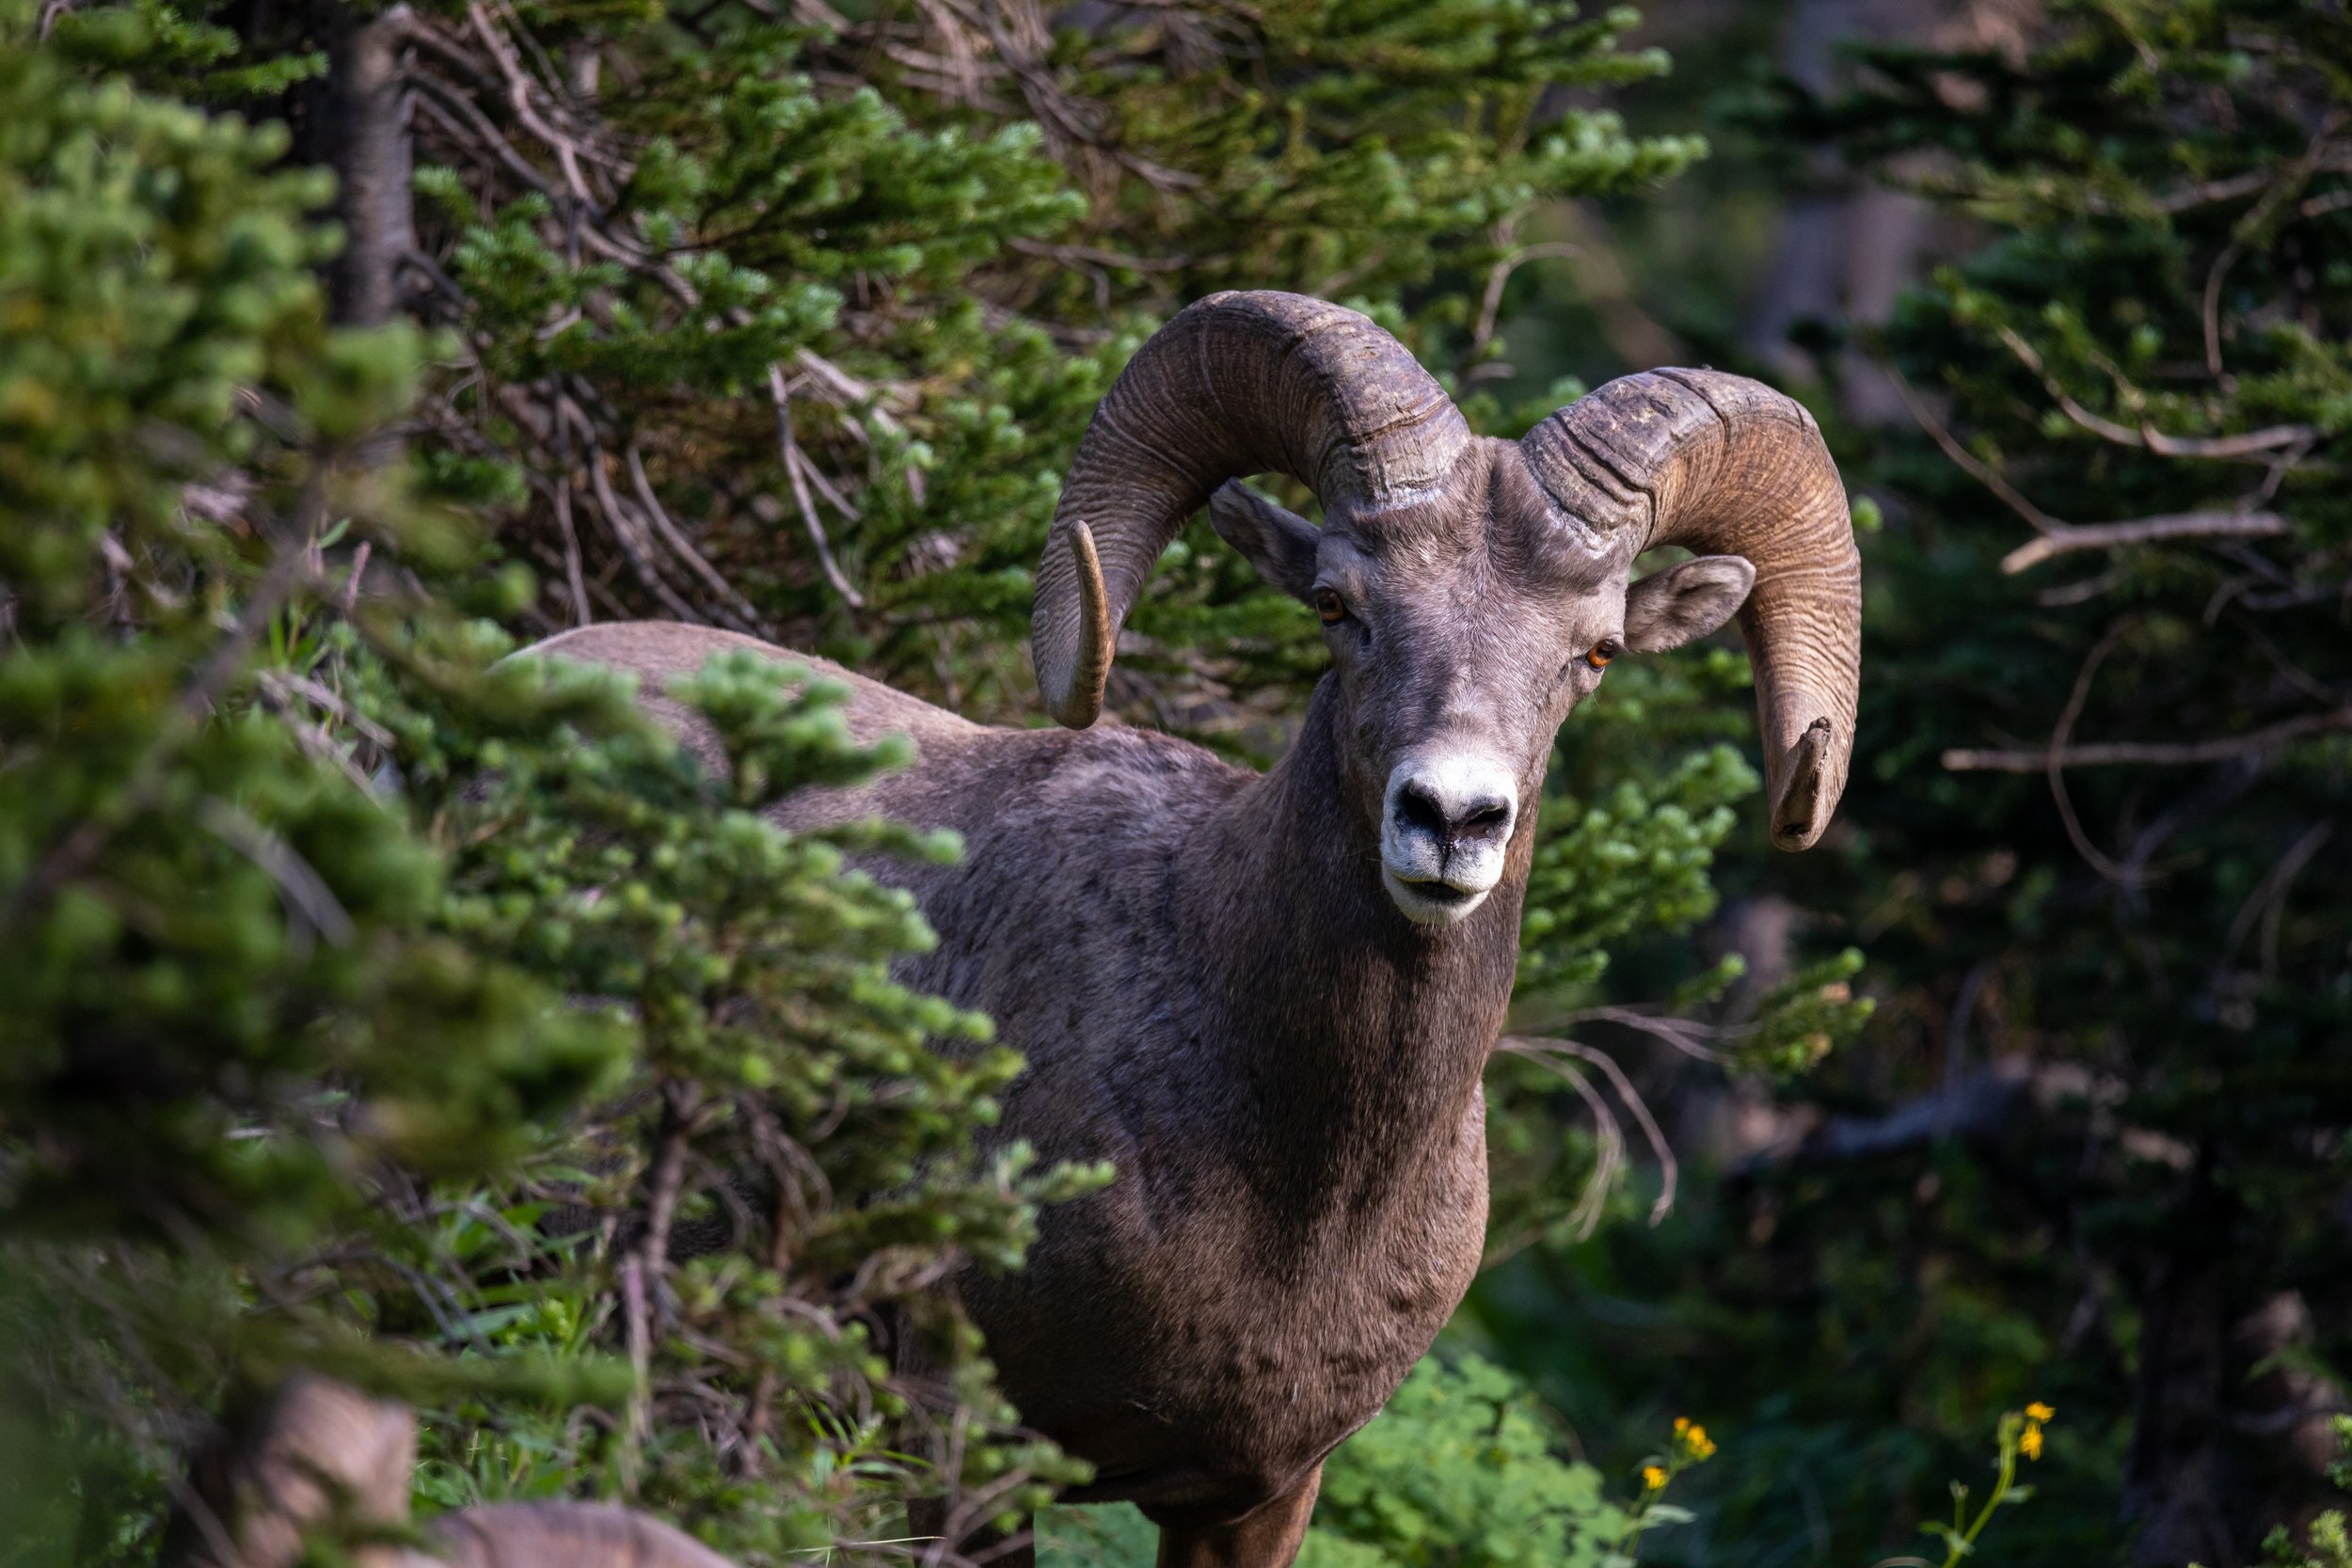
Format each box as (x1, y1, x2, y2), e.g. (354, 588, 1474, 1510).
(0, 8, 1081, 1559)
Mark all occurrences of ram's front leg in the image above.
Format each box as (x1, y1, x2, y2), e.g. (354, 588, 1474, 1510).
(1151, 1467, 1322, 1568)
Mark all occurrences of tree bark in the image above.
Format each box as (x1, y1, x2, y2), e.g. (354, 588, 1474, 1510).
(320, 5, 417, 328)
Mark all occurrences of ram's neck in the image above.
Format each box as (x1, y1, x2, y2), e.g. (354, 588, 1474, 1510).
(1181, 679, 1525, 1213)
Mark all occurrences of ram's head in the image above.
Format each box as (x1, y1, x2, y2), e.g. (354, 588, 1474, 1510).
(1033, 293, 1860, 927)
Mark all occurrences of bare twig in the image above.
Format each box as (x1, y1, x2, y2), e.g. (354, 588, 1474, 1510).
(626, 442, 771, 635)
(1942, 708, 2352, 771)
(1885, 361, 2063, 535)
(2038, 562, 2131, 607)
(551, 391, 593, 626)
(2000, 510, 2291, 573)
(1502, 1037, 1677, 1226)
(2042, 626, 2142, 884)
(407, 71, 562, 200)
(36, 0, 84, 38)
(262, 672, 393, 747)
(2202, 116, 2344, 376)
(616, 1081, 687, 1495)
(1498, 1044, 1637, 1238)
(558, 396, 706, 622)
(1466, 228, 1583, 370)
(769, 364, 867, 610)
(1990, 325, 2313, 458)
(1555, 1006, 1725, 1065)
(2224, 822, 2333, 979)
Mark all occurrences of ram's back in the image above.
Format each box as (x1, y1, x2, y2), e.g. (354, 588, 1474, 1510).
(525, 621, 1248, 1134)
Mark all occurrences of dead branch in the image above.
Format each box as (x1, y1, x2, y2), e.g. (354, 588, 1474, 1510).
(197, 799, 358, 949)
(1990, 325, 2314, 460)
(1745, 1063, 2033, 1173)
(1943, 708, 2352, 771)
(625, 443, 771, 635)
(769, 365, 868, 610)
(2224, 821, 2334, 980)
(1529, 1038, 1677, 1225)
(2202, 114, 2346, 376)
(1885, 360, 2064, 535)
(1498, 1037, 1676, 1232)
(1555, 1006, 1725, 1065)
(555, 396, 707, 623)
(4, 479, 327, 930)
(2000, 510, 2292, 573)
(2039, 626, 2148, 884)
(551, 392, 593, 626)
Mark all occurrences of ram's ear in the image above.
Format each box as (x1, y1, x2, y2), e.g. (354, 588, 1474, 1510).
(1209, 481, 1321, 601)
(1623, 555, 1757, 653)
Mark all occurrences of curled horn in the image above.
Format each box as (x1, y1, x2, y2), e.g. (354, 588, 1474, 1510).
(1521, 371, 1862, 850)
(1033, 291, 1470, 727)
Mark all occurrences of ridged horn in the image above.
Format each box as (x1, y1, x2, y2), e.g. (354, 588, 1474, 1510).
(1033, 291, 1470, 727)
(1521, 370, 1861, 850)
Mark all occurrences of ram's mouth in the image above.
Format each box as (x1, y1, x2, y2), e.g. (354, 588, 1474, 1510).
(1381, 866, 1490, 927)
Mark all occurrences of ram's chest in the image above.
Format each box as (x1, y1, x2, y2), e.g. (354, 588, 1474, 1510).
(970, 1088, 1490, 1502)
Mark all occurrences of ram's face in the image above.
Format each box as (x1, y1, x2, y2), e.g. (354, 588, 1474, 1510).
(1211, 441, 1756, 927)
(1036, 295, 1859, 890)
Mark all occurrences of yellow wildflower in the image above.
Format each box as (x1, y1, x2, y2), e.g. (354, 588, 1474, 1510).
(2026, 1402, 2056, 1422)
(1673, 1418, 1690, 1436)
(1643, 1465, 1668, 1491)
(2020, 1424, 2044, 1461)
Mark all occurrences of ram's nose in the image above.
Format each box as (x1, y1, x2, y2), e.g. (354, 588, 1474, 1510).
(1379, 756, 1518, 926)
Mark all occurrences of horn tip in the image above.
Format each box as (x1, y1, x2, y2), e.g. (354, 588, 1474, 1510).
(1036, 520, 1112, 729)
(1770, 717, 1836, 850)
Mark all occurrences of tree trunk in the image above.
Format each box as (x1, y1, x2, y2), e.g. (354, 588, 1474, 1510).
(319, 4, 416, 328)
(2122, 1238, 2237, 1566)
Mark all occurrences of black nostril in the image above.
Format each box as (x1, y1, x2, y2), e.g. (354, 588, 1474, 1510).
(1459, 799, 1513, 837)
(1393, 784, 1514, 846)
(1395, 784, 1451, 841)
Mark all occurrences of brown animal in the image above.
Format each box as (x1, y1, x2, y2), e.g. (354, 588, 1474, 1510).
(528, 292, 1860, 1568)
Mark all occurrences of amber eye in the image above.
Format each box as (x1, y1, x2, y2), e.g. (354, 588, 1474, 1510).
(1584, 639, 1622, 671)
(1314, 589, 1349, 626)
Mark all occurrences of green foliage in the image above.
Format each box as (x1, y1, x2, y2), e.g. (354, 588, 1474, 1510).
(1305, 1357, 1627, 1568)
(358, 629, 1099, 1556)
(1909, 1404, 2058, 1568)
(0, 0, 565, 1258)
(1461, 1, 2352, 1560)
(1518, 741, 1755, 996)
(2257, 1517, 2352, 1568)
(1039, 1357, 1659, 1568)
(0, 6, 1082, 1560)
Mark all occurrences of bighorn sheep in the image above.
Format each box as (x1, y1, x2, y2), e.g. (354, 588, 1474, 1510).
(532, 292, 1860, 1568)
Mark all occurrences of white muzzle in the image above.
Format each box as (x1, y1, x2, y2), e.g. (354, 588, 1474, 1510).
(1379, 753, 1518, 926)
